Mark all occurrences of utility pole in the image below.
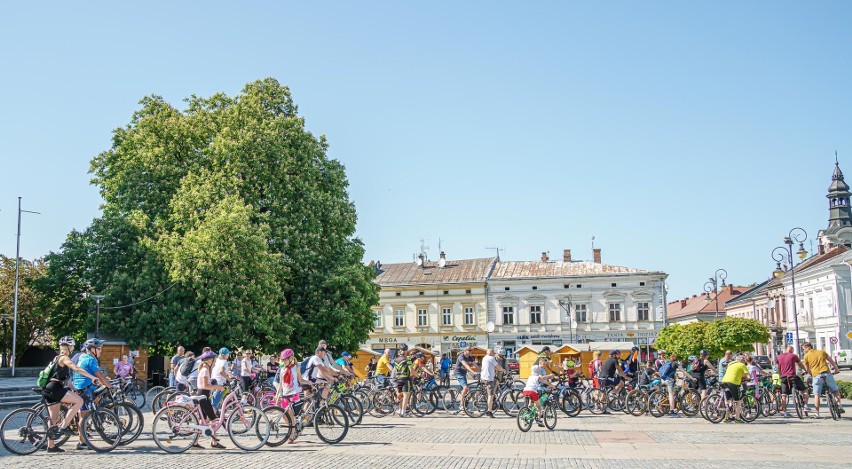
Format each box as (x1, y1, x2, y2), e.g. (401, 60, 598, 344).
(11, 197, 40, 377)
(92, 295, 105, 338)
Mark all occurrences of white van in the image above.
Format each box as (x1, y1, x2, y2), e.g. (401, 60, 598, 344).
(835, 350, 852, 369)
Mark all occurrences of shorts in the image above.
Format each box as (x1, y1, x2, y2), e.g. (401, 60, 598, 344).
(722, 382, 741, 401)
(483, 380, 496, 397)
(780, 376, 806, 395)
(664, 379, 676, 395)
(694, 375, 707, 390)
(42, 381, 68, 404)
(812, 373, 839, 395)
(456, 374, 469, 387)
(80, 387, 95, 410)
(395, 378, 412, 393)
(603, 376, 621, 387)
(276, 393, 300, 409)
(522, 390, 539, 402)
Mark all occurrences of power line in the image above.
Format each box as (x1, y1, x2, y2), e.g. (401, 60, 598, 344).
(99, 282, 178, 310)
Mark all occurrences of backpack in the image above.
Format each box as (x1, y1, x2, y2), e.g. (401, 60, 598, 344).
(588, 359, 600, 378)
(299, 357, 311, 376)
(37, 356, 59, 389)
(179, 357, 196, 377)
(392, 357, 412, 379)
(659, 361, 677, 380)
(692, 358, 703, 372)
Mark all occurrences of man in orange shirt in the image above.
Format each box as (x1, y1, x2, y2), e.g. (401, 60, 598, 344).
(801, 342, 844, 419)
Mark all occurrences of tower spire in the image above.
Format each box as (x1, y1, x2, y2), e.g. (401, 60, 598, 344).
(826, 153, 852, 232)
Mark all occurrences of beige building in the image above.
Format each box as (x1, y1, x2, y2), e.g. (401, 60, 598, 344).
(364, 254, 496, 359)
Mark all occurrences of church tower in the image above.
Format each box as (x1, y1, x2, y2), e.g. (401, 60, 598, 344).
(819, 154, 852, 251)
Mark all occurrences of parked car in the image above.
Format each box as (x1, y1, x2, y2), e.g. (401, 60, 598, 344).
(753, 355, 772, 370)
(507, 359, 519, 372)
(835, 350, 852, 369)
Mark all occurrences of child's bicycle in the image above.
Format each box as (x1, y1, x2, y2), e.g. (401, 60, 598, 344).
(516, 388, 558, 432)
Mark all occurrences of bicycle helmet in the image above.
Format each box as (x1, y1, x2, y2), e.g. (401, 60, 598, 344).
(84, 338, 105, 349)
(688, 355, 696, 362)
(199, 351, 216, 361)
(398, 343, 409, 352)
(58, 336, 76, 347)
(280, 348, 294, 360)
(700, 349, 709, 356)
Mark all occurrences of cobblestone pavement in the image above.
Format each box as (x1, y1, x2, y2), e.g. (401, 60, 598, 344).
(2, 404, 851, 468)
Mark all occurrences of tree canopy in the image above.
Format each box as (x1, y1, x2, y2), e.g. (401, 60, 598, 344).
(654, 317, 770, 360)
(36, 78, 379, 356)
(1, 255, 49, 364)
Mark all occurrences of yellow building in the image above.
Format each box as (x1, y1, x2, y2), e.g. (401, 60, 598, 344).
(364, 254, 496, 361)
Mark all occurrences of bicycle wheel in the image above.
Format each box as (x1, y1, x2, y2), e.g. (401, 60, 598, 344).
(607, 389, 625, 412)
(703, 394, 726, 424)
(543, 403, 557, 430)
(372, 389, 396, 417)
(828, 394, 841, 421)
(0, 408, 49, 455)
(314, 404, 349, 444)
(516, 406, 534, 432)
(560, 390, 583, 417)
(125, 385, 146, 409)
(501, 389, 522, 417)
(741, 395, 760, 422)
(227, 405, 270, 451)
(152, 406, 198, 453)
(340, 394, 364, 425)
(257, 393, 277, 410)
(262, 406, 294, 447)
(587, 388, 608, 414)
(114, 402, 144, 446)
(648, 390, 669, 418)
(463, 391, 487, 418)
(146, 386, 166, 410)
(151, 388, 173, 414)
(441, 388, 459, 413)
(625, 390, 647, 416)
(32, 402, 72, 447)
(794, 391, 804, 419)
(352, 389, 373, 414)
(680, 390, 701, 417)
(134, 378, 147, 394)
(80, 408, 122, 453)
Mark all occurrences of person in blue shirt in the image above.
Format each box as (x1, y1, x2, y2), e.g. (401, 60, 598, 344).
(72, 338, 108, 450)
(335, 352, 354, 376)
(439, 353, 452, 385)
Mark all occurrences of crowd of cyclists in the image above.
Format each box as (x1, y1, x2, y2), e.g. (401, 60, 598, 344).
(1, 336, 847, 456)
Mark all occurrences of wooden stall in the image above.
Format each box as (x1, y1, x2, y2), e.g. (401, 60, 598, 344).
(351, 348, 380, 380)
(91, 335, 149, 381)
(553, 344, 584, 371)
(580, 341, 636, 378)
(515, 345, 547, 379)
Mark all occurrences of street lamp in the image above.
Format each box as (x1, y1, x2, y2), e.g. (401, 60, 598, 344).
(558, 298, 575, 343)
(703, 268, 728, 320)
(771, 227, 808, 355)
(11, 197, 40, 377)
(92, 295, 105, 339)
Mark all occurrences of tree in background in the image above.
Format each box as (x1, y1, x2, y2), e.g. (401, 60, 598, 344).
(654, 317, 769, 360)
(36, 78, 379, 356)
(0, 255, 49, 365)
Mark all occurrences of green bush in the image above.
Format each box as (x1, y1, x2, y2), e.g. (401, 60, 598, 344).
(837, 380, 852, 399)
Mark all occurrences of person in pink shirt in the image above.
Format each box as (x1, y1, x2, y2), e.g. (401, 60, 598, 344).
(114, 354, 133, 379)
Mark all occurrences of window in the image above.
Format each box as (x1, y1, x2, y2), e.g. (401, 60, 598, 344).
(529, 305, 542, 324)
(564, 284, 570, 289)
(808, 297, 813, 313)
(417, 308, 427, 326)
(611, 283, 617, 287)
(442, 307, 452, 326)
(373, 310, 382, 328)
(574, 304, 587, 323)
(394, 309, 404, 327)
(504, 287, 510, 291)
(637, 302, 649, 321)
(576, 284, 582, 288)
(465, 289, 471, 294)
(443, 290, 449, 295)
(532, 286, 538, 290)
(395, 292, 401, 297)
(419, 291, 424, 296)
(640, 282, 645, 286)
(608, 303, 622, 322)
(502, 306, 515, 324)
(464, 307, 474, 325)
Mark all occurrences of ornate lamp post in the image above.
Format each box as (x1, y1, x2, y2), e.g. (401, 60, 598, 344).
(703, 268, 728, 320)
(558, 297, 574, 343)
(772, 227, 809, 355)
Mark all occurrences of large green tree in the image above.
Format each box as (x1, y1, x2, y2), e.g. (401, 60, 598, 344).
(37, 78, 379, 356)
(0, 255, 50, 365)
(654, 317, 770, 360)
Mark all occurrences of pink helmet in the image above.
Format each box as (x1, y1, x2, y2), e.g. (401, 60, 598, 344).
(280, 348, 294, 360)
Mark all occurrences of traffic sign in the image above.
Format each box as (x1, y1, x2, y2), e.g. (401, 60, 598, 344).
(458, 341, 467, 348)
(847, 331, 852, 340)
(830, 336, 838, 344)
(785, 332, 794, 344)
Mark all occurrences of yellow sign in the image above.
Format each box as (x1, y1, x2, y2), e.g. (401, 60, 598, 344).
(847, 331, 852, 340)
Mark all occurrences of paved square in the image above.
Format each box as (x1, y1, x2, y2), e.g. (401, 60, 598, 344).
(2, 404, 851, 468)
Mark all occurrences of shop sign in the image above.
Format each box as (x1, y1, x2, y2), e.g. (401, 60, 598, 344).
(378, 337, 399, 343)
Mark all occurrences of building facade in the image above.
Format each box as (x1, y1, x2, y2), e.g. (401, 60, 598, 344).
(486, 249, 668, 357)
(364, 255, 496, 359)
(666, 284, 751, 325)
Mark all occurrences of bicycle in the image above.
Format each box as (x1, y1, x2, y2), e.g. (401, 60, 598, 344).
(648, 380, 701, 418)
(812, 372, 843, 421)
(780, 376, 808, 419)
(151, 378, 270, 452)
(288, 384, 350, 444)
(516, 388, 558, 432)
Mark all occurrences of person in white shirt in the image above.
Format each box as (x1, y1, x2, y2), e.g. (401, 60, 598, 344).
(480, 349, 505, 418)
(240, 352, 257, 391)
(523, 358, 556, 426)
(211, 347, 231, 409)
(305, 347, 333, 400)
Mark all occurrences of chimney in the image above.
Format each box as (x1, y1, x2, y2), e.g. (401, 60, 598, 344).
(438, 251, 447, 268)
(819, 243, 826, 255)
(727, 284, 734, 294)
(593, 248, 602, 264)
(680, 299, 687, 308)
(541, 251, 549, 262)
(563, 249, 572, 262)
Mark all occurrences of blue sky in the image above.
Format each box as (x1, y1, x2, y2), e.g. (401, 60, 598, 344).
(1, 2, 850, 301)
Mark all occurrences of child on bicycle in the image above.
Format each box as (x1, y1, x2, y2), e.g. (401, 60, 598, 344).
(522, 357, 557, 427)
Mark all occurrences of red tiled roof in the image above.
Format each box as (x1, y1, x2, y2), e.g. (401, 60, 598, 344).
(375, 258, 496, 286)
(490, 261, 650, 279)
(667, 285, 751, 319)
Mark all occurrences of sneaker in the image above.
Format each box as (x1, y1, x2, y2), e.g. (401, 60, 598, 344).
(46, 446, 65, 453)
(76, 443, 91, 451)
(668, 412, 681, 418)
(812, 412, 821, 419)
(783, 412, 793, 418)
(485, 411, 495, 418)
(535, 418, 545, 427)
(838, 407, 845, 414)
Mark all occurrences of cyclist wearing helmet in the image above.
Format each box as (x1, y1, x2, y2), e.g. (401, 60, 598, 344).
(210, 348, 232, 409)
(44, 337, 100, 453)
(275, 348, 309, 444)
(196, 350, 226, 449)
(71, 338, 108, 450)
(691, 349, 717, 399)
(453, 345, 479, 413)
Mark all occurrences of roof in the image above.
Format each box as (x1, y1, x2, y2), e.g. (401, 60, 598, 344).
(490, 260, 656, 279)
(666, 284, 752, 319)
(588, 342, 636, 351)
(374, 257, 496, 286)
(725, 280, 770, 308)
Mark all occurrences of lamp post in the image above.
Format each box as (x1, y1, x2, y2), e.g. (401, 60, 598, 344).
(11, 197, 40, 377)
(558, 298, 574, 343)
(92, 295, 105, 339)
(1, 314, 8, 368)
(772, 227, 809, 356)
(703, 268, 728, 320)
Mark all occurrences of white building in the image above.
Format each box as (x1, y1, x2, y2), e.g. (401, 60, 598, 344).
(486, 249, 668, 357)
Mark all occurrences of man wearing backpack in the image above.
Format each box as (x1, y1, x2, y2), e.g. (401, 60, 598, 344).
(175, 351, 195, 392)
(392, 345, 415, 417)
(169, 346, 185, 388)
